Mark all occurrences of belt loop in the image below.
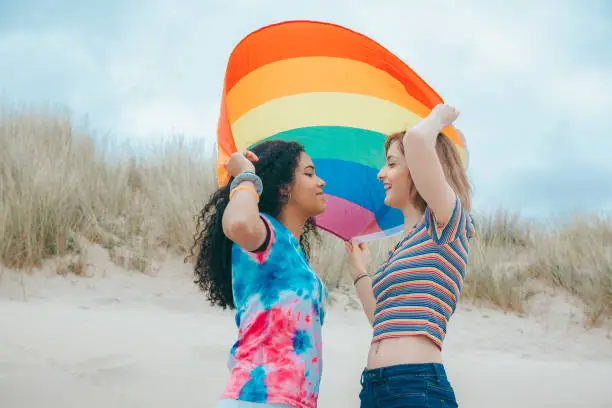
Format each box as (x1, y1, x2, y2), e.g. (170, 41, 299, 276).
(433, 364, 442, 383)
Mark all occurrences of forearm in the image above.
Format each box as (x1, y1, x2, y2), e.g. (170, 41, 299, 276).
(223, 181, 260, 230)
(403, 113, 445, 151)
(353, 273, 376, 326)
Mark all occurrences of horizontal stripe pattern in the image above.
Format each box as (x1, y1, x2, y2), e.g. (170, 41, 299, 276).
(227, 55, 466, 149)
(232, 92, 420, 148)
(227, 56, 433, 129)
(232, 92, 469, 167)
(371, 197, 473, 349)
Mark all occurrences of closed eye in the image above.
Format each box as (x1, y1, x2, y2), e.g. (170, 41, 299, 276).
(304, 165, 315, 176)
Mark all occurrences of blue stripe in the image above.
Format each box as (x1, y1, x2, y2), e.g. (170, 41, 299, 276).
(312, 158, 403, 231)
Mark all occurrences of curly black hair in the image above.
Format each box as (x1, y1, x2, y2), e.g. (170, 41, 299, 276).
(187, 140, 320, 310)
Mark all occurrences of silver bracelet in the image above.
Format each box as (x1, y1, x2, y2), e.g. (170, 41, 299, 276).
(230, 171, 263, 196)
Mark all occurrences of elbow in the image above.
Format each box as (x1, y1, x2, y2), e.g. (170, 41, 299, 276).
(222, 217, 256, 241)
(402, 129, 430, 158)
(222, 216, 264, 251)
(403, 128, 427, 147)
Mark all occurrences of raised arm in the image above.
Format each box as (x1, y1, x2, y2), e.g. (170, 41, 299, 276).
(222, 151, 268, 252)
(402, 104, 460, 224)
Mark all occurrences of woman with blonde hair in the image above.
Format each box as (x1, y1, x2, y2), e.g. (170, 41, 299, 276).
(345, 104, 475, 407)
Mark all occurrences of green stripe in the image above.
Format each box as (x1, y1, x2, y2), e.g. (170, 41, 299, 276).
(251, 126, 387, 169)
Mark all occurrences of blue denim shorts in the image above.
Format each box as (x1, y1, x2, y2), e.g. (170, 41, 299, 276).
(359, 363, 458, 407)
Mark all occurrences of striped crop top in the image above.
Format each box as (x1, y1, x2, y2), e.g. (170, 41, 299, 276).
(371, 195, 475, 349)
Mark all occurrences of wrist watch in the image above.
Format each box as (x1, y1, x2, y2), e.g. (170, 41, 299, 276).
(230, 171, 263, 196)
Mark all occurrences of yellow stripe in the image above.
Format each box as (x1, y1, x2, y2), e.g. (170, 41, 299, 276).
(231, 92, 468, 164)
(226, 56, 431, 125)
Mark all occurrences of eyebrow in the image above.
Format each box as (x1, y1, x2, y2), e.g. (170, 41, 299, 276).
(304, 165, 315, 171)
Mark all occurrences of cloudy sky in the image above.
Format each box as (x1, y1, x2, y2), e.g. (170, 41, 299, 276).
(1, 0, 611, 218)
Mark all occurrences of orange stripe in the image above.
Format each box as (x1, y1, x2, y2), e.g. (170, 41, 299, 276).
(227, 56, 432, 128)
(224, 20, 441, 116)
(216, 84, 238, 187)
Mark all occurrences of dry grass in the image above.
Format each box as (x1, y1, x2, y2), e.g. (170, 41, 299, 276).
(0, 107, 215, 272)
(1, 108, 611, 325)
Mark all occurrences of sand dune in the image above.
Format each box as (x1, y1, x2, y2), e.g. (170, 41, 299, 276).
(1, 248, 611, 408)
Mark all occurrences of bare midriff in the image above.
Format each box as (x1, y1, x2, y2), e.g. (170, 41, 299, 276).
(367, 335, 442, 369)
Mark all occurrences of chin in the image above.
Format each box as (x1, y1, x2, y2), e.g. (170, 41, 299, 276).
(384, 195, 400, 209)
(314, 204, 326, 216)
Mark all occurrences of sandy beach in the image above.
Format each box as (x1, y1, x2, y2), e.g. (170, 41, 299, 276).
(1, 244, 611, 408)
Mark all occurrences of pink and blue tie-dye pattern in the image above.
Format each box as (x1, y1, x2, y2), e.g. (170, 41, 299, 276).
(221, 213, 327, 408)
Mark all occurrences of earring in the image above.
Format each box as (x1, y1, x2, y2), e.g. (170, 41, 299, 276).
(281, 192, 291, 204)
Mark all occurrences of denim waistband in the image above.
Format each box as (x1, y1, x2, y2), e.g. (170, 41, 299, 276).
(361, 363, 447, 383)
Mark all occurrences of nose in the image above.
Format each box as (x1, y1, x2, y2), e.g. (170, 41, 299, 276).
(318, 176, 326, 188)
(377, 168, 385, 181)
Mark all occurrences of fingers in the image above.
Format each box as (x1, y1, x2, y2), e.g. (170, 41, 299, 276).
(243, 150, 259, 162)
(344, 241, 353, 252)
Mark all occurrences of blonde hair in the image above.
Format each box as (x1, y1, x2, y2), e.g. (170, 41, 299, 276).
(384, 131, 472, 213)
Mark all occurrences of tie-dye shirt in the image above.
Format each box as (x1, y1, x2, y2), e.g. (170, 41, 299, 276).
(221, 213, 327, 408)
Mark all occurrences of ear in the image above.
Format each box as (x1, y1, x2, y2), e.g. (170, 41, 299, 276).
(279, 185, 292, 203)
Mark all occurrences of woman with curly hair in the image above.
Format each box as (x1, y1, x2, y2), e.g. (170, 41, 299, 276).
(345, 104, 475, 407)
(189, 140, 328, 408)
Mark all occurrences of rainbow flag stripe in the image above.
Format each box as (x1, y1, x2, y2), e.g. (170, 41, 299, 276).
(217, 20, 468, 241)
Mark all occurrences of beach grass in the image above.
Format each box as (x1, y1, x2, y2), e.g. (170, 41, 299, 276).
(1, 108, 610, 326)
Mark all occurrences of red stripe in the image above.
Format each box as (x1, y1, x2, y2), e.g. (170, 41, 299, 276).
(223, 20, 444, 110)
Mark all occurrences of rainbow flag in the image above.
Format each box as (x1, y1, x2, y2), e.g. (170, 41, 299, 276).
(217, 20, 468, 241)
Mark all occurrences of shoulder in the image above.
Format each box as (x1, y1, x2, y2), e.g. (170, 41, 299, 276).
(423, 195, 475, 246)
(231, 213, 280, 263)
